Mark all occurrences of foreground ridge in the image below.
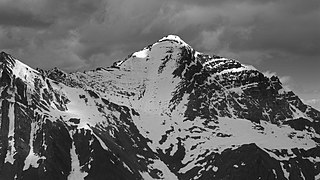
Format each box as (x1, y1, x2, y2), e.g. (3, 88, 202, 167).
(0, 36, 320, 180)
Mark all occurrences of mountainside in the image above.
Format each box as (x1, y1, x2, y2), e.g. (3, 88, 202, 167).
(0, 35, 320, 180)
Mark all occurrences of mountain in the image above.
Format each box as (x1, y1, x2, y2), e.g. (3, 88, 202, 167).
(0, 35, 320, 180)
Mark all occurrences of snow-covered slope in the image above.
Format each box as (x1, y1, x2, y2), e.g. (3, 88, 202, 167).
(1, 35, 320, 180)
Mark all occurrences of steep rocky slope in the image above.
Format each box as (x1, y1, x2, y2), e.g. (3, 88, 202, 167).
(0, 35, 320, 180)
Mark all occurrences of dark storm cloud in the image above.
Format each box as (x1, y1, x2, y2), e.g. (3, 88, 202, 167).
(0, 7, 51, 28)
(219, 0, 320, 57)
(0, 0, 104, 70)
(1, 0, 320, 71)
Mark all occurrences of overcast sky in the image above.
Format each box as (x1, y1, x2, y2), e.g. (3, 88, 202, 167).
(0, 0, 319, 110)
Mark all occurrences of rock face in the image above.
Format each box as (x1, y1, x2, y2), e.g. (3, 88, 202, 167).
(0, 35, 320, 180)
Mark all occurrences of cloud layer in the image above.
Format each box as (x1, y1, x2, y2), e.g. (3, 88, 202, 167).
(1, 0, 319, 70)
(1, 0, 319, 102)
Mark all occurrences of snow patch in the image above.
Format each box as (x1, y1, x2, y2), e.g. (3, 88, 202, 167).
(216, 64, 257, 75)
(281, 162, 289, 179)
(212, 166, 218, 172)
(122, 162, 133, 174)
(68, 141, 87, 180)
(93, 133, 110, 151)
(133, 49, 149, 59)
(158, 35, 188, 46)
(5, 103, 16, 164)
(23, 122, 46, 170)
(147, 159, 178, 180)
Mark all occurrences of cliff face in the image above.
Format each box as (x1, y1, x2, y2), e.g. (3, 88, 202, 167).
(0, 35, 320, 180)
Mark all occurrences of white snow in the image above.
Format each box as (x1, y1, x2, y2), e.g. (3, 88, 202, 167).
(92, 133, 110, 151)
(147, 159, 178, 180)
(67, 128, 88, 180)
(212, 166, 218, 172)
(272, 169, 277, 179)
(202, 58, 228, 68)
(122, 162, 133, 174)
(307, 156, 320, 163)
(170, 116, 317, 174)
(215, 117, 317, 150)
(289, 104, 311, 121)
(68, 141, 87, 180)
(5, 103, 16, 164)
(281, 162, 289, 179)
(133, 49, 149, 58)
(23, 122, 45, 170)
(194, 51, 201, 58)
(140, 171, 154, 180)
(158, 35, 188, 46)
(8, 102, 15, 138)
(300, 170, 306, 180)
(216, 64, 257, 75)
(12, 60, 38, 83)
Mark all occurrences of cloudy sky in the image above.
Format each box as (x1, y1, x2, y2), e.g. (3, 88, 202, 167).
(0, 0, 319, 110)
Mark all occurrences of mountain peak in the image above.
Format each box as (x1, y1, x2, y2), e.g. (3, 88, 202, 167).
(158, 35, 188, 45)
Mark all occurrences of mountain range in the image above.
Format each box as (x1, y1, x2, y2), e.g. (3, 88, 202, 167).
(0, 35, 320, 180)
